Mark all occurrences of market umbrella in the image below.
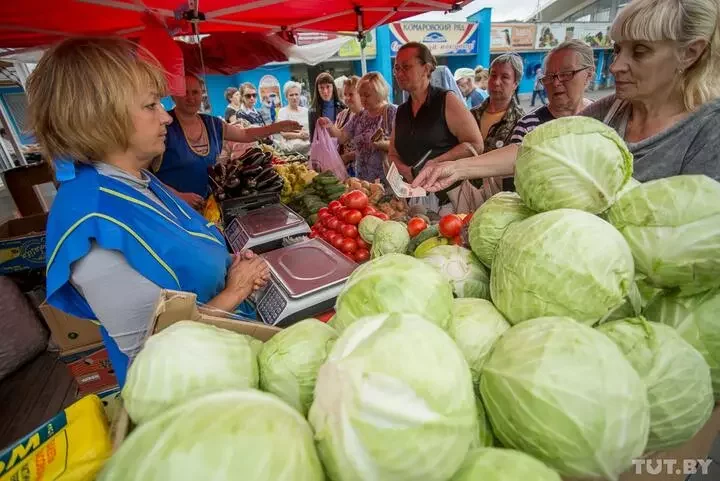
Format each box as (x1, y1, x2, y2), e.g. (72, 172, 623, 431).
(0, 0, 469, 49)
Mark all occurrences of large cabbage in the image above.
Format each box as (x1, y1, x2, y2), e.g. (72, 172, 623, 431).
(490, 209, 634, 325)
(370, 220, 410, 258)
(122, 321, 261, 425)
(515, 117, 633, 214)
(99, 390, 324, 481)
(607, 175, 720, 295)
(258, 319, 338, 416)
(309, 313, 477, 481)
(597, 317, 713, 452)
(359, 215, 384, 243)
(448, 298, 510, 389)
(644, 289, 720, 399)
(468, 192, 534, 268)
(474, 397, 495, 448)
(480, 317, 650, 480)
(451, 448, 561, 481)
(416, 245, 490, 298)
(332, 253, 453, 332)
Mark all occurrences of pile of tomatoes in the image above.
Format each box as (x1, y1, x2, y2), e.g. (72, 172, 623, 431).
(309, 190, 389, 263)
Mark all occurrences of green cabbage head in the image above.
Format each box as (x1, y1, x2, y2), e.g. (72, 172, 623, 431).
(416, 245, 490, 298)
(490, 209, 634, 325)
(597, 317, 713, 452)
(370, 220, 410, 258)
(515, 116, 633, 214)
(474, 397, 496, 448)
(451, 448, 561, 481)
(359, 215, 384, 243)
(468, 192, 534, 268)
(644, 288, 720, 400)
(448, 298, 510, 389)
(122, 321, 261, 425)
(332, 253, 453, 332)
(480, 317, 650, 480)
(309, 313, 477, 481)
(608, 175, 720, 295)
(258, 319, 338, 416)
(99, 390, 324, 481)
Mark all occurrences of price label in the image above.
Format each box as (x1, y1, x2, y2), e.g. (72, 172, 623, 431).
(386, 163, 427, 198)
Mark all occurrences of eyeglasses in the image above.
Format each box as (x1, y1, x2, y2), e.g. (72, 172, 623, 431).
(244, 93, 257, 98)
(393, 61, 421, 74)
(540, 68, 589, 85)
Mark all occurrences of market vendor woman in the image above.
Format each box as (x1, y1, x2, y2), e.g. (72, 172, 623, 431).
(153, 74, 301, 209)
(27, 37, 271, 386)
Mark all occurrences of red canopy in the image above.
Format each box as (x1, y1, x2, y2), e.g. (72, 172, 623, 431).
(0, 0, 468, 49)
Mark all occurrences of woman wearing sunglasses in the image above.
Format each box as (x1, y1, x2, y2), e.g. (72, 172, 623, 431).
(412, 40, 596, 194)
(235, 83, 267, 127)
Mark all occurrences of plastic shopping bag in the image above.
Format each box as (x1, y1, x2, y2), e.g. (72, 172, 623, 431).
(309, 124, 348, 181)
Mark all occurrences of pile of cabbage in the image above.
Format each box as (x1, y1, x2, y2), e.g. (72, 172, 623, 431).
(100, 117, 719, 481)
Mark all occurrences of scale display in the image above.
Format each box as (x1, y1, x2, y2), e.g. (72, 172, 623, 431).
(256, 238, 357, 327)
(225, 204, 309, 253)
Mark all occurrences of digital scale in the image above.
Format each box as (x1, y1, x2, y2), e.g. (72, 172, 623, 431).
(254, 238, 358, 327)
(225, 203, 310, 254)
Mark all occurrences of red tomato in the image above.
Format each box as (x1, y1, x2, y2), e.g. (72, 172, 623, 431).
(339, 193, 349, 205)
(337, 207, 349, 220)
(340, 237, 358, 254)
(315, 310, 335, 323)
(340, 224, 358, 239)
(332, 235, 345, 250)
(335, 222, 348, 233)
(308, 231, 317, 239)
(353, 248, 370, 263)
(355, 237, 368, 250)
(343, 190, 369, 210)
(439, 214, 463, 239)
(345, 209, 363, 225)
(407, 217, 428, 237)
(318, 207, 330, 217)
(372, 212, 390, 221)
(328, 200, 343, 214)
(362, 206, 377, 216)
(322, 215, 333, 227)
(326, 231, 340, 243)
(451, 235, 463, 246)
(318, 212, 331, 223)
(327, 217, 341, 231)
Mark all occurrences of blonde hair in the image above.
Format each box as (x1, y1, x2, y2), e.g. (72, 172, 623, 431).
(358, 72, 390, 101)
(547, 40, 595, 70)
(611, 0, 720, 110)
(343, 75, 361, 92)
(26, 37, 167, 164)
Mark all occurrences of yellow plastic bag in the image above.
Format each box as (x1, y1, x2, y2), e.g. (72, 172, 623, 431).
(0, 395, 112, 481)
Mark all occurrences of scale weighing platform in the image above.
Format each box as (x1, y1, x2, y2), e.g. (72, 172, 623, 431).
(254, 238, 357, 327)
(225, 203, 310, 254)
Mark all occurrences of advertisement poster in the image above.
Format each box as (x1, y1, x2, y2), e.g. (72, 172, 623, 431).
(295, 31, 377, 58)
(491, 23, 537, 51)
(535, 23, 613, 49)
(259, 75, 282, 113)
(389, 22, 478, 57)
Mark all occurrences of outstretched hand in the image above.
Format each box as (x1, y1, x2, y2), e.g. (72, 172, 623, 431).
(411, 161, 461, 192)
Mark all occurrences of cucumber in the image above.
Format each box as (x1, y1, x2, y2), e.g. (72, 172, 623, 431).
(406, 225, 440, 254)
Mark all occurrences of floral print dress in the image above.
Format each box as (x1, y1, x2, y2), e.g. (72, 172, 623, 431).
(343, 105, 397, 182)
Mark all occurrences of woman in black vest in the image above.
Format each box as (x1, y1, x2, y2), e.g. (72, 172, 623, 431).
(388, 42, 483, 211)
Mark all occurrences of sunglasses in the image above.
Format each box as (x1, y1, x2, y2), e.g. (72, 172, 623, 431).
(244, 93, 257, 98)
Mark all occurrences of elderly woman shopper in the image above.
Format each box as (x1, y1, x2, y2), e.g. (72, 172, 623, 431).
(413, 40, 597, 193)
(319, 72, 396, 182)
(27, 37, 272, 386)
(309, 72, 344, 141)
(335, 76, 363, 175)
(389, 42, 483, 214)
(277, 80, 311, 154)
(581, 0, 720, 181)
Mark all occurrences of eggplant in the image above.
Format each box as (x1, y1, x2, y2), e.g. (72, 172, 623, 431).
(226, 177, 242, 189)
(256, 173, 281, 190)
(254, 167, 276, 183)
(263, 179, 284, 193)
(240, 165, 263, 178)
(246, 178, 258, 189)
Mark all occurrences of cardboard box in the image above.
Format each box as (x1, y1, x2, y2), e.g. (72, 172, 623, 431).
(111, 289, 281, 450)
(60, 343, 118, 398)
(0, 213, 47, 275)
(39, 301, 103, 351)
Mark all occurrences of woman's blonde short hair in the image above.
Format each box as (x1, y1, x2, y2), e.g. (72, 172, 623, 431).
(26, 37, 167, 164)
(343, 75, 361, 92)
(358, 72, 390, 101)
(611, 0, 720, 111)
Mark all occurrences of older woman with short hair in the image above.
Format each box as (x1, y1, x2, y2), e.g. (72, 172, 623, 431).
(319, 72, 397, 181)
(581, 0, 720, 181)
(27, 37, 271, 386)
(277, 80, 311, 154)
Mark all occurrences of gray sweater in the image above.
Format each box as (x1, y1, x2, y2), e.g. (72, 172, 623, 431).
(581, 95, 720, 182)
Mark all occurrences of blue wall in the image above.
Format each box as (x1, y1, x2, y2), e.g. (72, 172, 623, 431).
(469, 8, 492, 69)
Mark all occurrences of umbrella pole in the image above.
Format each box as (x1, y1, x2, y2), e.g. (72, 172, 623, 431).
(360, 42, 367, 75)
(356, 7, 367, 75)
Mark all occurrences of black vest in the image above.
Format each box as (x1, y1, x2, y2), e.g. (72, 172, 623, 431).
(394, 86, 459, 167)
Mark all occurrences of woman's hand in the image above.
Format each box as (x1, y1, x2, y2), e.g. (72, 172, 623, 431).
(373, 140, 390, 152)
(177, 191, 205, 209)
(275, 120, 302, 133)
(222, 253, 270, 306)
(317, 117, 333, 129)
(411, 161, 462, 192)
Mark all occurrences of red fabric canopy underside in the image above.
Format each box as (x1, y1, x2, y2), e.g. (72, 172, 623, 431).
(0, 0, 467, 49)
